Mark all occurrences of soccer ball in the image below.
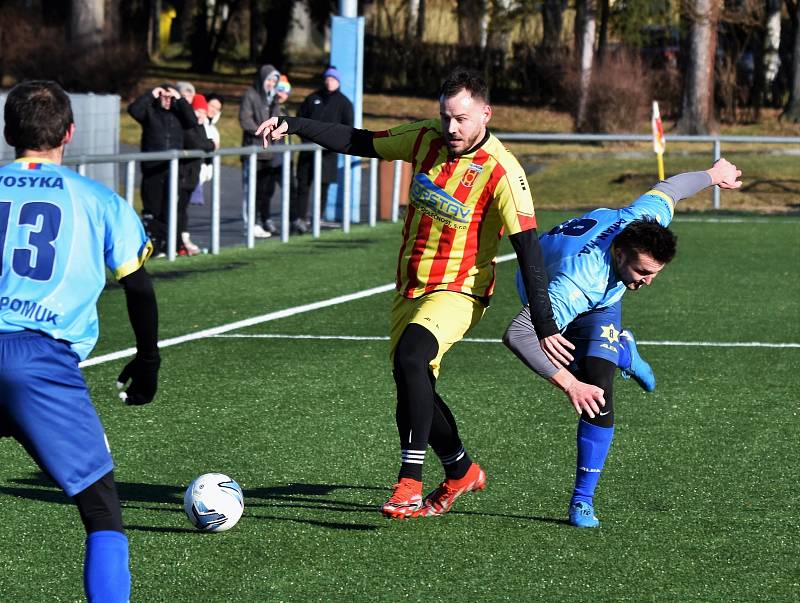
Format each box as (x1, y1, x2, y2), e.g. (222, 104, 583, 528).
(183, 473, 244, 532)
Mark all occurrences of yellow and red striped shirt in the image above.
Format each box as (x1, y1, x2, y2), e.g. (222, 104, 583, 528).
(373, 119, 537, 299)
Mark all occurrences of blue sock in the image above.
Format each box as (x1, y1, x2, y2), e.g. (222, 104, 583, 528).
(571, 420, 615, 505)
(617, 339, 631, 371)
(84, 530, 130, 603)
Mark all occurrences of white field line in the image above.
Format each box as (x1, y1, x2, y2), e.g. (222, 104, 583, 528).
(79, 253, 518, 369)
(80, 281, 398, 368)
(672, 216, 800, 224)
(80, 248, 797, 371)
(210, 333, 800, 349)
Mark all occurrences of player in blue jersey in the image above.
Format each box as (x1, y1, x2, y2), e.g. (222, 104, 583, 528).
(0, 81, 161, 602)
(503, 158, 742, 528)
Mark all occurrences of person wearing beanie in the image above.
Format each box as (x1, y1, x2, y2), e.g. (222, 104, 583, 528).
(239, 64, 283, 238)
(290, 65, 354, 234)
(276, 74, 292, 98)
(323, 66, 341, 83)
(191, 93, 208, 114)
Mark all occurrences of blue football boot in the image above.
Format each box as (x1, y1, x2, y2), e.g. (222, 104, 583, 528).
(619, 330, 656, 392)
(568, 501, 600, 528)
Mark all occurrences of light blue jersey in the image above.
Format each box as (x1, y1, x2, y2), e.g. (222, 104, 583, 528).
(0, 158, 151, 359)
(539, 189, 674, 330)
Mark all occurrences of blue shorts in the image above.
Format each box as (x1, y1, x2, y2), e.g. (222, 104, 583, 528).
(564, 302, 623, 368)
(0, 331, 113, 497)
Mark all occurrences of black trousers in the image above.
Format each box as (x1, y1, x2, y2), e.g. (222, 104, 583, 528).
(244, 161, 282, 224)
(291, 154, 330, 223)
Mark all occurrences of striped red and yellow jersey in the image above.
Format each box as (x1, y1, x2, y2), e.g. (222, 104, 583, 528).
(373, 119, 537, 299)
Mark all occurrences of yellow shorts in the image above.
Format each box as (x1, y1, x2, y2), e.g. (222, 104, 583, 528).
(389, 291, 486, 378)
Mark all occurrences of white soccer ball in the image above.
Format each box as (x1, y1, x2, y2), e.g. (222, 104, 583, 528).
(183, 473, 244, 532)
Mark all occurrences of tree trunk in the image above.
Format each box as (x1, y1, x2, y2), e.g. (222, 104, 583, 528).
(147, 0, 162, 59)
(541, 0, 563, 50)
(70, 0, 104, 50)
(761, 0, 781, 106)
(575, 0, 596, 131)
(596, 0, 609, 65)
(677, 0, 720, 135)
(784, 0, 800, 121)
(487, 0, 514, 52)
(250, 0, 263, 63)
(189, 1, 211, 72)
(260, 1, 293, 68)
(406, 0, 425, 43)
(457, 0, 487, 47)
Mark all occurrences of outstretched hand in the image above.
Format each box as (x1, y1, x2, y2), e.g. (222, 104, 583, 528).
(116, 353, 161, 406)
(707, 158, 743, 189)
(539, 333, 575, 367)
(255, 118, 289, 148)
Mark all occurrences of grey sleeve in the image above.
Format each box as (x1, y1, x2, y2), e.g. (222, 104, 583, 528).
(502, 306, 561, 380)
(653, 171, 712, 204)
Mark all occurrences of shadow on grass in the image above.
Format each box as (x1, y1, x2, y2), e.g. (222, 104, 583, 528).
(1, 474, 382, 532)
(2, 474, 568, 529)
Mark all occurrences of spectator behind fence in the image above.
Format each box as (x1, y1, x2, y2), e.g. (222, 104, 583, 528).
(128, 84, 198, 255)
(239, 64, 281, 239)
(189, 92, 223, 207)
(290, 65, 354, 235)
(176, 81, 196, 105)
(252, 75, 293, 237)
(177, 93, 216, 256)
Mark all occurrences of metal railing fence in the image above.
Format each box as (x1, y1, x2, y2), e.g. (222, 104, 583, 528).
(55, 133, 800, 261)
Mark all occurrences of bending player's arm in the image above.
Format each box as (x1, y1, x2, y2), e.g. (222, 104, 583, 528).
(652, 158, 742, 205)
(503, 307, 605, 418)
(508, 229, 575, 367)
(117, 267, 161, 405)
(256, 116, 381, 158)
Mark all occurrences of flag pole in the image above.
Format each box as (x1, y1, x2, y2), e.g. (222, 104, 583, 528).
(651, 101, 665, 181)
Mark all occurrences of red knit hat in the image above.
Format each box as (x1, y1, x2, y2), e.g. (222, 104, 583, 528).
(192, 94, 208, 112)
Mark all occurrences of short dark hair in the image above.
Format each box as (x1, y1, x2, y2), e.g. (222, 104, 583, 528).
(439, 68, 490, 104)
(205, 92, 223, 105)
(4, 80, 74, 153)
(615, 217, 677, 264)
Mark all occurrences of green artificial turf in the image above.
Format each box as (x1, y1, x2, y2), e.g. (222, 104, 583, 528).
(0, 212, 798, 602)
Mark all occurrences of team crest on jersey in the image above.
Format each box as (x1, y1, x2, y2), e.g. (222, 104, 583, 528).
(460, 163, 483, 188)
(600, 323, 619, 353)
(600, 323, 620, 345)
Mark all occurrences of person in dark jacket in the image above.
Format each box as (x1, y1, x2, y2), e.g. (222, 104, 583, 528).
(239, 64, 281, 238)
(128, 84, 197, 253)
(177, 94, 216, 255)
(290, 65, 354, 234)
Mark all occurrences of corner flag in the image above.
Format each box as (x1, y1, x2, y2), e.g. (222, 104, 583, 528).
(651, 101, 665, 180)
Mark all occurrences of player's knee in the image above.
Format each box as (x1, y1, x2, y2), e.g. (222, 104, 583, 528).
(393, 323, 438, 375)
(579, 356, 616, 428)
(74, 471, 124, 534)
